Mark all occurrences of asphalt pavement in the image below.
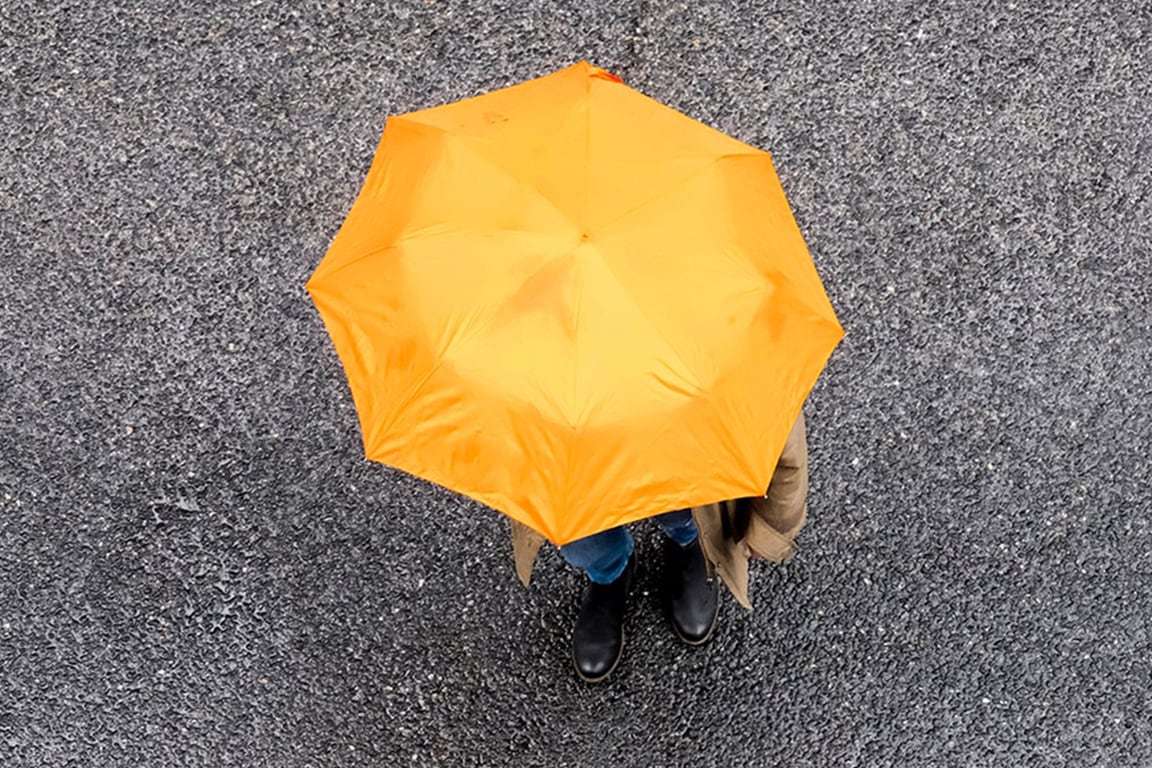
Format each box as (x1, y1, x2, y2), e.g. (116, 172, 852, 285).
(2, 1, 1150, 766)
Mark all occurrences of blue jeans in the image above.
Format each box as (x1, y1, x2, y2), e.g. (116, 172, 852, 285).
(561, 509, 698, 584)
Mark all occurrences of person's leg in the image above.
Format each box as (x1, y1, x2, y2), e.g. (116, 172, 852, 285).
(560, 526, 635, 683)
(560, 526, 633, 584)
(653, 508, 698, 547)
(655, 509, 718, 645)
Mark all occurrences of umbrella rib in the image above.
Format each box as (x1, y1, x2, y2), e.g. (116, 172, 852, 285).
(446, 131, 584, 234)
(584, 245, 702, 395)
(583, 67, 591, 233)
(308, 243, 398, 288)
(711, 151, 841, 322)
(568, 252, 584, 430)
(387, 114, 583, 230)
(309, 225, 481, 288)
(591, 154, 756, 236)
(371, 356, 447, 453)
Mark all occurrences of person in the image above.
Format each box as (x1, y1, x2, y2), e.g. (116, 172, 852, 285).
(509, 413, 811, 682)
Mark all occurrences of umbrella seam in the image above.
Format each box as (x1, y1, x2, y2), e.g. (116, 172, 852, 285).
(311, 117, 451, 286)
(458, 138, 583, 233)
(713, 152, 844, 331)
(582, 243, 703, 393)
(370, 357, 448, 454)
(402, 113, 586, 234)
(590, 155, 753, 236)
(308, 243, 398, 288)
(310, 224, 486, 287)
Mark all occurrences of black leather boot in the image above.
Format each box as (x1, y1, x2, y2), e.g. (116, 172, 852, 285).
(571, 554, 634, 683)
(663, 536, 718, 645)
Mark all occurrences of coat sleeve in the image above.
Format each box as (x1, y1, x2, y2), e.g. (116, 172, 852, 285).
(693, 412, 810, 609)
(510, 520, 546, 586)
(743, 412, 809, 562)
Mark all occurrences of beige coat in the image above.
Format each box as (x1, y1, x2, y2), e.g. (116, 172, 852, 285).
(510, 414, 809, 609)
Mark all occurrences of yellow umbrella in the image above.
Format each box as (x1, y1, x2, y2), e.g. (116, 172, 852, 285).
(307, 61, 842, 545)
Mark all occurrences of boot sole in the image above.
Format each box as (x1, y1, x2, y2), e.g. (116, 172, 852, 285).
(573, 632, 625, 684)
(670, 597, 719, 646)
(672, 617, 716, 646)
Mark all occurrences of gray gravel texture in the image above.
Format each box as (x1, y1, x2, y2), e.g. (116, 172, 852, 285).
(2, 0, 1150, 766)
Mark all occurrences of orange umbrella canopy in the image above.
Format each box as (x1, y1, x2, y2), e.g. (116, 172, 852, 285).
(307, 61, 843, 545)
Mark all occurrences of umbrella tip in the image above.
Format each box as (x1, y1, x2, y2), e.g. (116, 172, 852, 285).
(574, 60, 622, 84)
